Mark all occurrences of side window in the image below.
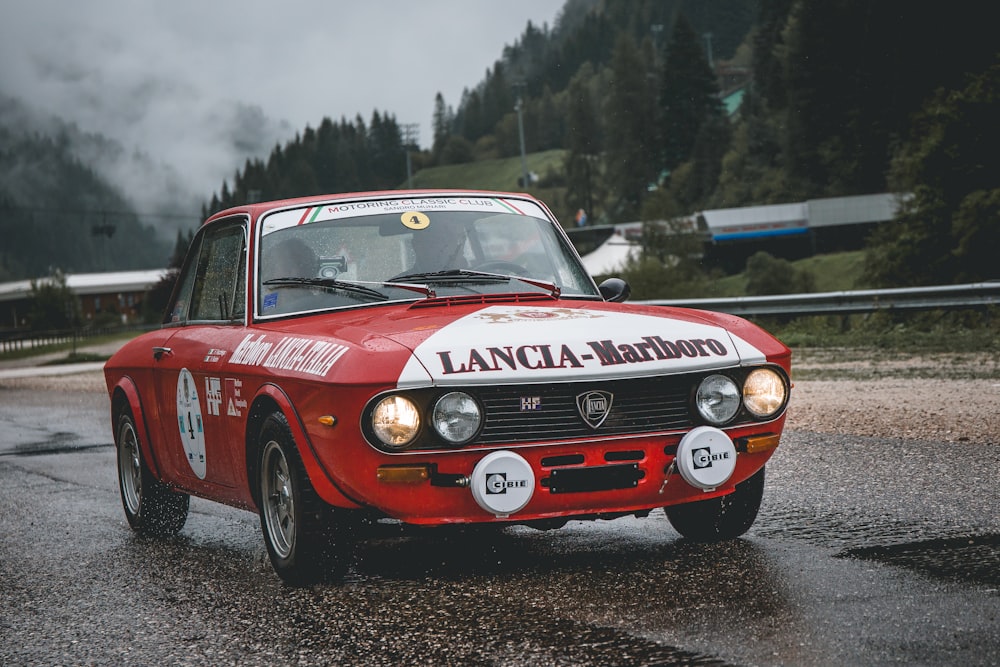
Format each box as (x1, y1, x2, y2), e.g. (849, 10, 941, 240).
(231, 243, 247, 320)
(165, 236, 203, 324)
(180, 221, 248, 323)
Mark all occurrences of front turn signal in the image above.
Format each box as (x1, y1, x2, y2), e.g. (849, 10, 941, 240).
(377, 465, 431, 484)
(742, 433, 781, 454)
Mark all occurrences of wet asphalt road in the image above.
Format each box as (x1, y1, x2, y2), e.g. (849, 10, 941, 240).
(1, 384, 998, 666)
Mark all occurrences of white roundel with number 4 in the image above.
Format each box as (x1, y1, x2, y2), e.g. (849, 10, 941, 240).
(175, 368, 207, 479)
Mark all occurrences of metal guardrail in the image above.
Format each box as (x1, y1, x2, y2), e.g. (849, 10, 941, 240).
(639, 282, 1000, 317)
(0, 329, 78, 354)
(1, 285, 995, 353)
(0, 325, 153, 355)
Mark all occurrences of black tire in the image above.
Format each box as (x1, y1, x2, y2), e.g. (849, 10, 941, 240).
(256, 412, 351, 585)
(115, 408, 189, 537)
(665, 466, 765, 542)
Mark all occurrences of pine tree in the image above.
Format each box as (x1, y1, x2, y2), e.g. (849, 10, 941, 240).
(457, 89, 484, 141)
(864, 60, 1000, 287)
(28, 269, 79, 330)
(603, 33, 658, 221)
(564, 65, 603, 222)
(169, 229, 193, 269)
(431, 93, 452, 163)
(657, 14, 723, 173)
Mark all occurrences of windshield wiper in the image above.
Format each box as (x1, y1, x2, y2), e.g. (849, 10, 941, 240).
(263, 277, 389, 301)
(264, 277, 436, 300)
(390, 270, 560, 297)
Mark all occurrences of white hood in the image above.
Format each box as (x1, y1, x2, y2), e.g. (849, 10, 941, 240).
(397, 305, 766, 388)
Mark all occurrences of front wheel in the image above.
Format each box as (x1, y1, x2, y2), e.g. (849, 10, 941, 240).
(665, 466, 765, 542)
(116, 408, 189, 537)
(257, 412, 351, 585)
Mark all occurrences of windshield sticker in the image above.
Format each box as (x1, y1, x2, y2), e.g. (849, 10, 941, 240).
(297, 206, 325, 226)
(396, 306, 765, 387)
(229, 333, 348, 377)
(262, 292, 279, 311)
(401, 211, 430, 230)
(493, 198, 529, 215)
(262, 197, 547, 234)
(176, 368, 207, 479)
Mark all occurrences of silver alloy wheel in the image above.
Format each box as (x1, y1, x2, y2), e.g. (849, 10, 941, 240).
(261, 439, 295, 559)
(118, 418, 142, 515)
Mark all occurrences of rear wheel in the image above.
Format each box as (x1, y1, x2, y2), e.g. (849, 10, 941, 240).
(665, 466, 765, 542)
(116, 408, 189, 537)
(257, 412, 351, 585)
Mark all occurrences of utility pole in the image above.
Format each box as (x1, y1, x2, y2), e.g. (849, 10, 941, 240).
(91, 218, 116, 272)
(513, 80, 529, 190)
(651, 24, 663, 66)
(703, 32, 714, 70)
(516, 97, 529, 189)
(401, 123, 419, 189)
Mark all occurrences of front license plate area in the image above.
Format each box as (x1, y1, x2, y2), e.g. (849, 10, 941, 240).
(545, 463, 642, 494)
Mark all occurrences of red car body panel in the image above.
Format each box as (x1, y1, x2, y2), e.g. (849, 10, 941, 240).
(105, 190, 791, 531)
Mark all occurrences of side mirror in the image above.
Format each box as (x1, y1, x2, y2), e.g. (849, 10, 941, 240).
(598, 277, 631, 303)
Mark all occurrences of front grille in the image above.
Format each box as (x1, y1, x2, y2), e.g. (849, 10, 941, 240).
(471, 375, 694, 445)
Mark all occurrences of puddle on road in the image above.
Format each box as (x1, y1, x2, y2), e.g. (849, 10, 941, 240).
(755, 509, 1000, 588)
(838, 533, 1000, 588)
(0, 433, 110, 457)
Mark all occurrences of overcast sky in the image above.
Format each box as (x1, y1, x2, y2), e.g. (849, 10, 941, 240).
(0, 0, 564, 210)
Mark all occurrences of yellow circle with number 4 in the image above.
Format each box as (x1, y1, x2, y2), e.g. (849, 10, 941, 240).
(401, 211, 430, 230)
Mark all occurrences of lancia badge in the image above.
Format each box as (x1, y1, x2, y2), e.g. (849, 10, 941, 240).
(576, 390, 613, 429)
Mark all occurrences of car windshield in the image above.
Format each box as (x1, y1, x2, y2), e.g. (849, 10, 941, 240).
(256, 196, 599, 317)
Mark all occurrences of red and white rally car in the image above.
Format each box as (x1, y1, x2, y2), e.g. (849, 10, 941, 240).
(105, 190, 791, 584)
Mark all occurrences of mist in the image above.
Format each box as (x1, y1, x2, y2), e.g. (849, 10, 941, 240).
(0, 0, 564, 237)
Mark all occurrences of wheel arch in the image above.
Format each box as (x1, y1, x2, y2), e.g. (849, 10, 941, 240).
(110, 376, 164, 480)
(243, 383, 363, 511)
(244, 392, 282, 509)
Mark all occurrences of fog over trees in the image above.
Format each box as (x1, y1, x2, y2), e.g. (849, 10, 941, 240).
(1, 0, 996, 290)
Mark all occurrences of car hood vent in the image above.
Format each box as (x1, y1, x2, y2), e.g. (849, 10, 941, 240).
(408, 292, 557, 309)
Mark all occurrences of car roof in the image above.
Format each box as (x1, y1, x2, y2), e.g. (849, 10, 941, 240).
(203, 189, 541, 226)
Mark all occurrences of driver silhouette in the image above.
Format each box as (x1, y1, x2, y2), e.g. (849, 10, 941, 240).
(407, 220, 468, 274)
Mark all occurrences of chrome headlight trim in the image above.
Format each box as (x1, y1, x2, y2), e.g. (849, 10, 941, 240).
(742, 367, 788, 418)
(695, 374, 742, 425)
(431, 391, 483, 445)
(371, 394, 421, 450)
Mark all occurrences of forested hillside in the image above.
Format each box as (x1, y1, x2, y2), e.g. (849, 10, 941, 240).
(3, 0, 996, 291)
(0, 97, 170, 281)
(205, 0, 997, 291)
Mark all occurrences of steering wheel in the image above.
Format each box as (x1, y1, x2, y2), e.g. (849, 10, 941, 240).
(473, 261, 529, 276)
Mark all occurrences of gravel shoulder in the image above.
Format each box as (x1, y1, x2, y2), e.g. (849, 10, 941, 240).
(3, 346, 998, 445)
(789, 348, 1000, 445)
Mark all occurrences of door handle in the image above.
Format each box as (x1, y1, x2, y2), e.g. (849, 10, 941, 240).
(153, 346, 173, 361)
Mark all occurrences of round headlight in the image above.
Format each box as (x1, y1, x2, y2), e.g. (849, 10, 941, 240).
(743, 368, 787, 418)
(371, 395, 420, 449)
(431, 392, 482, 445)
(696, 374, 741, 424)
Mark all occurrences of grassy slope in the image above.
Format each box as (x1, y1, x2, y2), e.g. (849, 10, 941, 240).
(409, 150, 572, 223)
(713, 250, 868, 296)
(410, 149, 566, 190)
(413, 152, 872, 294)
